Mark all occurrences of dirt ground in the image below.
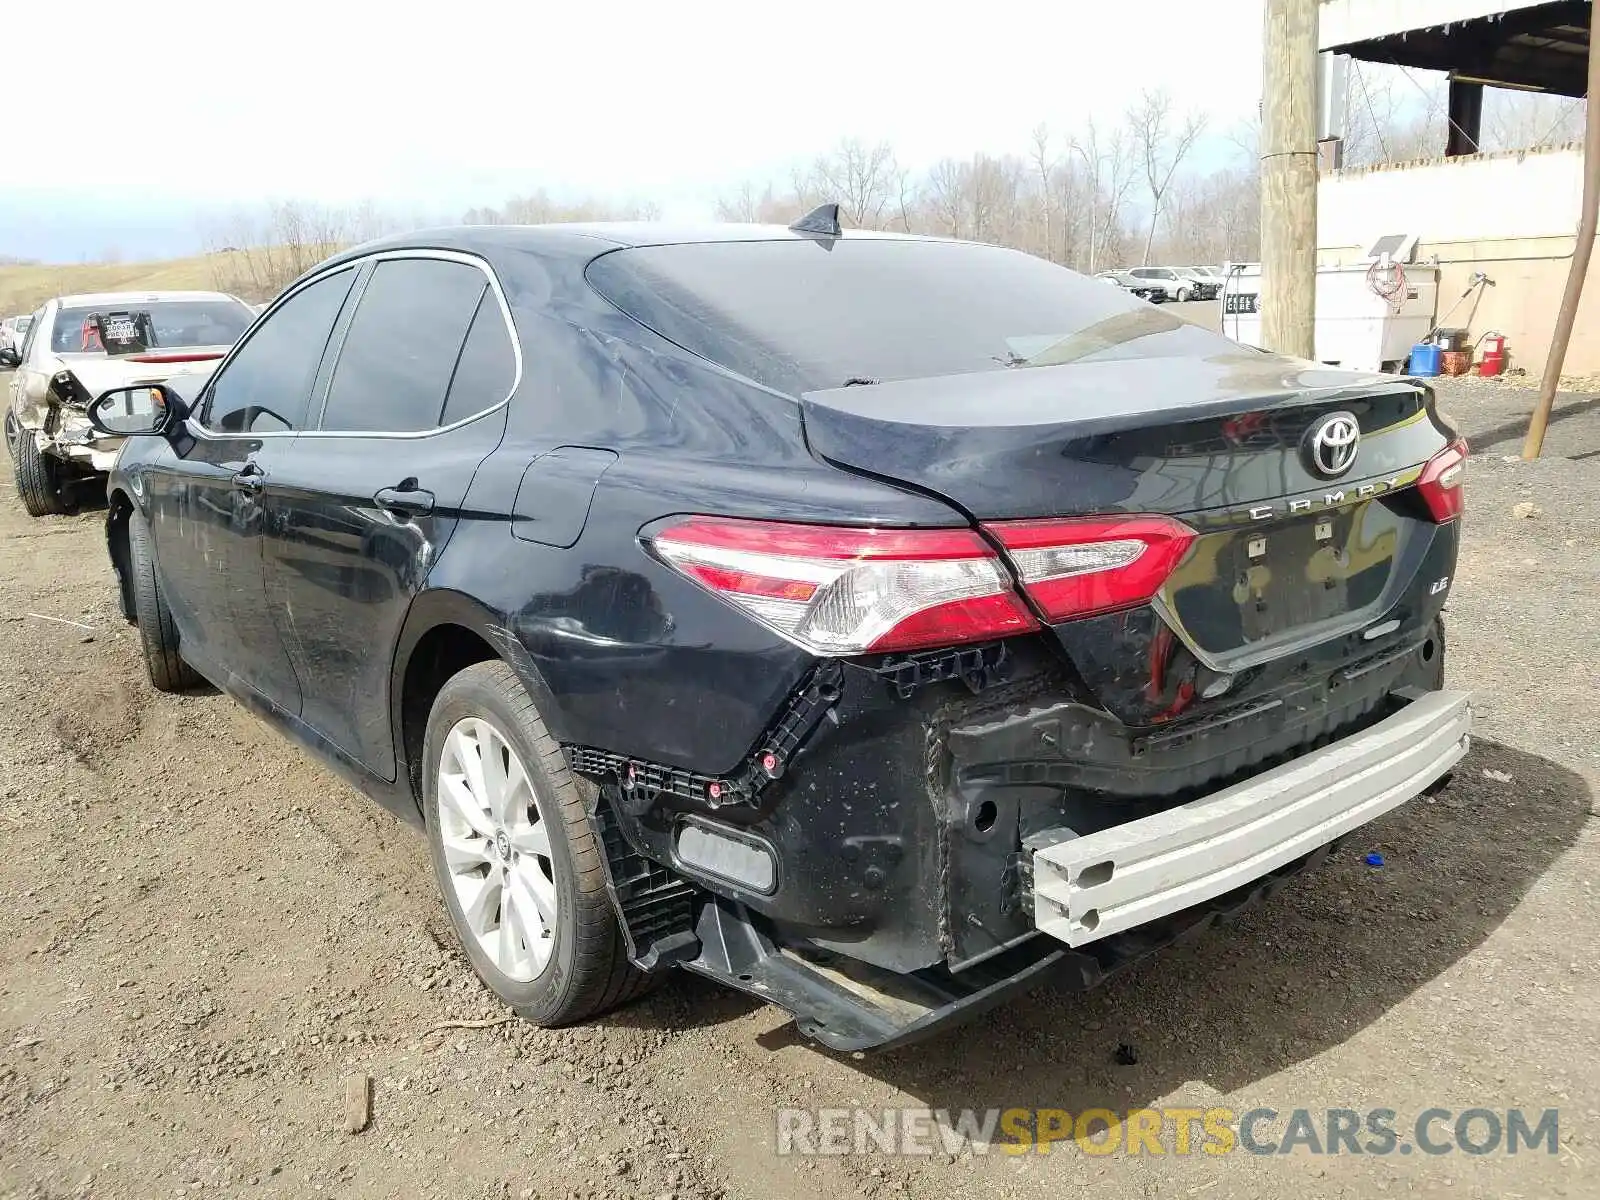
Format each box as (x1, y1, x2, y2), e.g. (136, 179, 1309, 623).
(1, 375, 1597, 1200)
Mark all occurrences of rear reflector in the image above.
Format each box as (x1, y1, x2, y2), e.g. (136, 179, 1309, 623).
(1416, 438, 1468, 522)
(676, 819, 777, 893)
(983, 515, 1196, 622)
(647, 516, 1038, 655)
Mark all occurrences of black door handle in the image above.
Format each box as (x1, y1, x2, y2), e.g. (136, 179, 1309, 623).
(231, 462, 264, 493)
(374, 484, 435, 518)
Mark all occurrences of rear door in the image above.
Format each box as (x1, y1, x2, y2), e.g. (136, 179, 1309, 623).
(259, 253, 516, 782)
(146, 266, 361, 711)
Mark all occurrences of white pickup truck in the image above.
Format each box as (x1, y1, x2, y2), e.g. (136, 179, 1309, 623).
(4, 290, 255, 516)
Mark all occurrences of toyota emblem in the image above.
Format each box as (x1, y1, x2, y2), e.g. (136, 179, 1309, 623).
(1305, 412, 1360, 477)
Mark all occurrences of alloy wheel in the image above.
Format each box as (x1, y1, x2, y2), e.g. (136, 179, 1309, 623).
(436, 716, 559, 981)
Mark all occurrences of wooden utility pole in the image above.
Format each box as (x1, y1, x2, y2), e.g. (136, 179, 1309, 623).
(1523, 33, 1600, 460)
(1260, 0, 1320, 360)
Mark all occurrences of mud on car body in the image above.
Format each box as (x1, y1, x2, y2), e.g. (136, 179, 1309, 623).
(5, 290, 254, 516)
(91, 214, 1471, 1051)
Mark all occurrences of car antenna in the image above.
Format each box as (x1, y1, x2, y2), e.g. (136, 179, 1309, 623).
(789, 203, 843, 237)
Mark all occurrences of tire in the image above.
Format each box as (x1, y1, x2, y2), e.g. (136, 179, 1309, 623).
(1176, 287, 1193, 303)
(14, 430, 66, 517)
(422, 661, 650, 1026)
(127, 509, 202, 692)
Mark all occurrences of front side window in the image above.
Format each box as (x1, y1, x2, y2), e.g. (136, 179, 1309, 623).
(203, 269, 357, 435)
(318, 258, 488, 433)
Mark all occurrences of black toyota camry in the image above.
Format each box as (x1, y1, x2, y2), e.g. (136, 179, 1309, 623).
(89, 212, 1471, 1050)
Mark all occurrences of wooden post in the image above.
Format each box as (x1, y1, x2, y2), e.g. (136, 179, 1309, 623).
(1523, 35, 1600, 460)
(1260, 0, 1320, 360)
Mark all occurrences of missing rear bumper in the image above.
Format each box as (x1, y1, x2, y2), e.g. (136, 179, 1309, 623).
(1026, 688, 1472, 947)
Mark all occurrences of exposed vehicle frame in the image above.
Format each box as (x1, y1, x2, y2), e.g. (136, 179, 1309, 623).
(93, 220, 1471, 1051)
(1094, 270, 1165, 301)
(1172, 266, 1222, 301)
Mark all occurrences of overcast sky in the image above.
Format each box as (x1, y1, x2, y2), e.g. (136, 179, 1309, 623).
(4, 0, 1266, 261)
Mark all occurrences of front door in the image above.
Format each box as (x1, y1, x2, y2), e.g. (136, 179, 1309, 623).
(145, 265, 361, 714)
(259, 254, 517, 780)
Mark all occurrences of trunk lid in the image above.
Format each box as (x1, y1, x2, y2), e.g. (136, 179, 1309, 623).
(800, 350, 1444, 521)
(46, 349, 229, 406)
(801, 348, 1458, 716)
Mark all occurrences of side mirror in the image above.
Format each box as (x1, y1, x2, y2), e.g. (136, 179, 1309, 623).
(0, 348, 18, 367)
(87, 384, 188, 437)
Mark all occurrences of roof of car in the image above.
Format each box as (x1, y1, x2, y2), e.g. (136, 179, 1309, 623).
(52, 289, 243, 308)
(528, 222, 932, 247)
(333, 222, 939, 262)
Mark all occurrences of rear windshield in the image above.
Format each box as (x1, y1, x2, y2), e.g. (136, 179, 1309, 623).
(585, 238, 1218, 395)
(51, 299, 252, 354)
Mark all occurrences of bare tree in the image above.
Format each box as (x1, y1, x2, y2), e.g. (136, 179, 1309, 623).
(1069, 116, 1139, 272)
(1128, 89, 1208, 265)
(1342, 63, 1447, 167)
(1482, 92, 1587, 152)
(795, 139, 905, 229)
(1030, 124, 1056, 261)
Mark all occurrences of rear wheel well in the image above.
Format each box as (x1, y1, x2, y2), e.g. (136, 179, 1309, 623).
(107, 490, 135, 623)
(400, 623, 499, 812)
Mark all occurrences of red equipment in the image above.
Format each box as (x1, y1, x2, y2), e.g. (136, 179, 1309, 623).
(1479, 334, 1507, 377)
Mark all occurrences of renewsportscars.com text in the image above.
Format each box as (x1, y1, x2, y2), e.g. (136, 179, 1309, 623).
(775, 1106, 1560, 1157)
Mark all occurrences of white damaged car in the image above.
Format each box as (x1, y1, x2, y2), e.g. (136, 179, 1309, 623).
(4, 290, 255, 515)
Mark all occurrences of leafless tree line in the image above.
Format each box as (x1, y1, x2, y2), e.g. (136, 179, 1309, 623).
(201, 200, 402, 301)
(462, 189, 661, 226)
(202, 192, 658, 300)
(1341, 62, 1587, 169)
(197, 79, 1586, 300)
(717, 90, 1239, 272)
(718, 80, 1585, 273)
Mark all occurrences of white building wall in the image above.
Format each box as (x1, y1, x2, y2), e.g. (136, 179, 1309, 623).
(1318, 147, 1584, 251)
(1314, 146, 1600, 377)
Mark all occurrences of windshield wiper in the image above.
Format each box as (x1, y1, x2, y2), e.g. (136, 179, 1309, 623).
(841, 376, 878, 387)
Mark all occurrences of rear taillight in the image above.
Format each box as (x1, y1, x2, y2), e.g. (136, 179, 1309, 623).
(648, 516, 1039, 655)
(983, 515, 1196, 622)
(1416, 438, 1468, 522)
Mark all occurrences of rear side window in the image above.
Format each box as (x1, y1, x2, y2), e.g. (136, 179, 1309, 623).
(318, 258, 486, 433)
(440, 290, 516, 426)
(204, 269, 356, 434)
(585, 239, 1213, 395)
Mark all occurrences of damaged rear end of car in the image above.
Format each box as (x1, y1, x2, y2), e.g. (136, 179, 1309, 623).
(560, 234, 1473, 1050)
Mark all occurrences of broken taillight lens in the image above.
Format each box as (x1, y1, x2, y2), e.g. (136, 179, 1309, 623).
(647, 516, 1039, 655)
(1416, 438, 1468, 522)
(983, 515, 1196, 622)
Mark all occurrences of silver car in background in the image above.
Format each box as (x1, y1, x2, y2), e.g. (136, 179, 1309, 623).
(4, 290, 255, 516)
(0, 314, 31, 357)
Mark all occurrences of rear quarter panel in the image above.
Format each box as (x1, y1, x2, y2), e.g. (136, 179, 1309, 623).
(436, 304, 965, 774)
